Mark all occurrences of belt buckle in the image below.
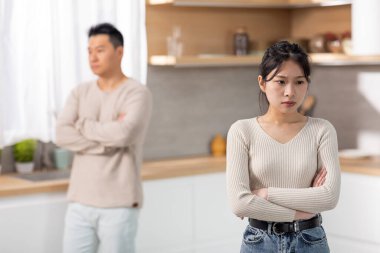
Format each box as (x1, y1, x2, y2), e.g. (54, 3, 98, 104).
(272, 222, 285, 236)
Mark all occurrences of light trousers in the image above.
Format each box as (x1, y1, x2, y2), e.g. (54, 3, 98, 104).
(63, 203, 139, 253)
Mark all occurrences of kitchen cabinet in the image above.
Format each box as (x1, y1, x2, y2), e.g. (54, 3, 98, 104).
(1, 157, 378, 252)
(147, 0, 358, 66)
(138, 170, 380, 252)
(0, 192, 67, 253)
(136, 176, 195, 252)
(323, 172, 380, 253)
(136, 172, 245, 253)
(193, 173, 246, 252)
(0, 172, 245, 253)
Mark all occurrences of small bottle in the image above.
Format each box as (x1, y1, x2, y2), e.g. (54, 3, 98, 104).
(233, 27, 250, 55)
(167, 26, 183, 57)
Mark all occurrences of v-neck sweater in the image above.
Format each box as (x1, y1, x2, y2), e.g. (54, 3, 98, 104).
(56, 79, 152, 208)
(226, 117, 341, 222)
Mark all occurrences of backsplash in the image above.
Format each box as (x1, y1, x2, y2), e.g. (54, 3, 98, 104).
(143, 66, 260, 159)
(143, 65, 380, 159)
(2, 65, 380, 171)
(309, 65, 380, 153)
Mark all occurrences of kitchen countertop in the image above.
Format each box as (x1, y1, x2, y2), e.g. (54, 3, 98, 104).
(0, 156, 226, 197)
(339, 156, 380, 177)
(0, 156, 379, 197)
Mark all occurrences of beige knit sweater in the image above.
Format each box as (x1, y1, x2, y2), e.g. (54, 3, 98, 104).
(56, 79, 152, 208)
(226, 117, 340, 222)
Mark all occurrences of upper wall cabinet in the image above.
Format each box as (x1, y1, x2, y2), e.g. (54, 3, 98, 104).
(149, 54, 380, 67)
(146, 0, 380, 67)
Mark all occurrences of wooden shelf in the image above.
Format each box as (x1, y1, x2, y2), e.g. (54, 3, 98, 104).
(149, 55, 262, 67)
(148, 0, 352, 8)
(149, 54, 380, 67)
(310, 54, 380, 66)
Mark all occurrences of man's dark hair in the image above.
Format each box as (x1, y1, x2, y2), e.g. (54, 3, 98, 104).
(88, 23, 124, 48)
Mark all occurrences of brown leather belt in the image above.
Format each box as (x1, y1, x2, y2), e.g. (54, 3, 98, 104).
(248, 214, 322, 235)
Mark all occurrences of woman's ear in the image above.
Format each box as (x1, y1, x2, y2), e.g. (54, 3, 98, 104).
(258, 75, 266, 93)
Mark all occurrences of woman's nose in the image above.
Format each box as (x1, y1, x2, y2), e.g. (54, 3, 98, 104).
(284, 84, 295, 97)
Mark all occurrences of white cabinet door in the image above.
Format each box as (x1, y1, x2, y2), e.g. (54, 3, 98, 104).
(136, 177, 194, 253)
(136, 172, 246, 253)
(323, 172, 380, 253)
(193, 173, 246, 253)
(0, 192, 67, 253)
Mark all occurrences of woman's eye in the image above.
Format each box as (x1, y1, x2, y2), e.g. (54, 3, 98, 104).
(276, 80, 285, 85)
(296, 80, 305, 85)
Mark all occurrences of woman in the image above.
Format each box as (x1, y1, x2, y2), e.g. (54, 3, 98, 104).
(226, 41, 340, 253)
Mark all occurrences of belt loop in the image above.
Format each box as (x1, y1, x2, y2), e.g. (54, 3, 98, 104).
(267, 223, 272, 235)
(318, 213, 322, 225)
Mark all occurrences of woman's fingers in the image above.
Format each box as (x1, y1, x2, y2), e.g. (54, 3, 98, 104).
(313, 167, 327, 187)
(312, 169, 321, 187)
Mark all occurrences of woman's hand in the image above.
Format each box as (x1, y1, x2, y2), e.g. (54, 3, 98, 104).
(312, 167, 327, 187)
(295, 210, 315, 220)
(238, 188, 268, 220)
(292, 167, 327, 221)
(252, 188, 268, 200)
(250, 169, 324, 221)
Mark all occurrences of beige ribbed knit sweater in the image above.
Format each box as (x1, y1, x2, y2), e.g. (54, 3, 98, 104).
(56, 79, 152, 208)
(226, 117, 340, 222)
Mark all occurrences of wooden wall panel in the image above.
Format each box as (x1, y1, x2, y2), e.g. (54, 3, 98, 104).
(290, 5, 351, 39)
(146, 4, 291, 56)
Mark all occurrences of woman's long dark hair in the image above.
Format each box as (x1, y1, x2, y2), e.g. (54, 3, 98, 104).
(258, 41, 311, 113)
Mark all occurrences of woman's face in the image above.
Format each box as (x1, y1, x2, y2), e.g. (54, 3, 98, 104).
(259, 60, 309, 114)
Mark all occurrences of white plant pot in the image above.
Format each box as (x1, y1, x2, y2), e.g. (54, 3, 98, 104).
(16, 162, 34, 174)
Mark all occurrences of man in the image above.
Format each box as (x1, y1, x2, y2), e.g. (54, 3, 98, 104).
(56, 23, 152, 253)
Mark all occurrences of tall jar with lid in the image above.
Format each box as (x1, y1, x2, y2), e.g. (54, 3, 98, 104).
(233, 27, 250, 55)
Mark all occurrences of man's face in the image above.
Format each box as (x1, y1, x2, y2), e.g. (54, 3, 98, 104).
(88, 34, 123, 76)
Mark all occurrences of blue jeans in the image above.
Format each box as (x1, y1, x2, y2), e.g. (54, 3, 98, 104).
(240, 224, 330, 253)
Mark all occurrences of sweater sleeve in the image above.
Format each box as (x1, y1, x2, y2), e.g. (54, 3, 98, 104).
(227, 121, 296, 222)
(76, 88, 152, 148)
(56, 88, 105, 154)
(267, 121, 341, 213)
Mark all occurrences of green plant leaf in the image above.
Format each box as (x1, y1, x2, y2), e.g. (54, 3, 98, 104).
(13, 139, 37, 163)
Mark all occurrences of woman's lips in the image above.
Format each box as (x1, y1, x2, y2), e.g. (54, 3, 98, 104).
(282, 101, 296, 107)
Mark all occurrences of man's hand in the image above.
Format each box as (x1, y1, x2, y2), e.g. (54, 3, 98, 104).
(117, 113, 126, 122)
(312, 167, 327, 187)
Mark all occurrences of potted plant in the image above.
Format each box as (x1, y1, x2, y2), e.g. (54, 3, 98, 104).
(13, 139, 37, 173)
